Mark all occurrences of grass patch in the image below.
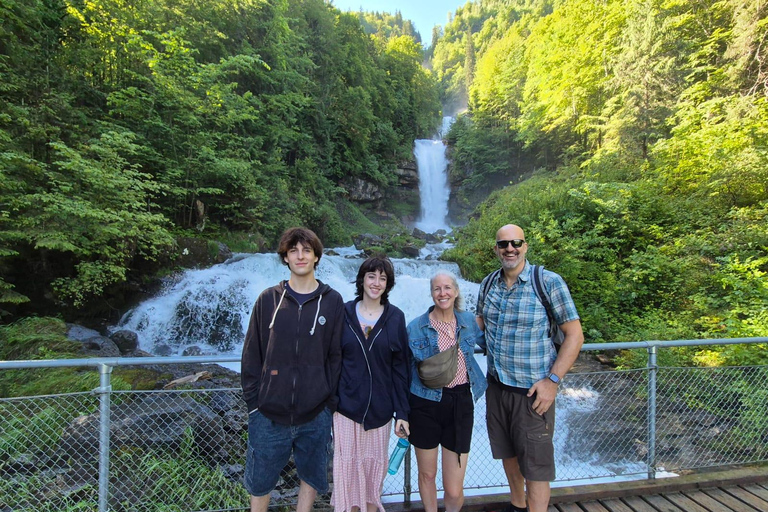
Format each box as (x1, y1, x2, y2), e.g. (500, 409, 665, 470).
(0, 317, 80, 360)
(0, 317, 170, 397)
(113, 368, 170, 391)
(338, 200, 387, 236)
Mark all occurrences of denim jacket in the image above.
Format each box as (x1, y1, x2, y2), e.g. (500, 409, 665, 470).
(407, 308, 488, 402)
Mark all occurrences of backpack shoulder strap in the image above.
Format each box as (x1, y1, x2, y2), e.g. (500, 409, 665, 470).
(530, 264, 551, 311)
(531, 264, 557, 333)
(478, 268, 501, 307)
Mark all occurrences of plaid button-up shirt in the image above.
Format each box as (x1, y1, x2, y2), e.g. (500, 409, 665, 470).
(477, 261, 580, 388)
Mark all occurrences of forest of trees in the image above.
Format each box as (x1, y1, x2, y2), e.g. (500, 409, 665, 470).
(434, 0, 767, 364)
(0, 0, 440, 318)
(1, 0, 766, 363)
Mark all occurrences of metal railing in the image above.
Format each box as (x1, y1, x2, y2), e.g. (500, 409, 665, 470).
(1, 337, 767, 511)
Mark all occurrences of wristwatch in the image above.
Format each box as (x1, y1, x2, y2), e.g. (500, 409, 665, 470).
(547, 373, 561, 385)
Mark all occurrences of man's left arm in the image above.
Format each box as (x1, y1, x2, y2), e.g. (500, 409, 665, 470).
(528, 319, 584, 415)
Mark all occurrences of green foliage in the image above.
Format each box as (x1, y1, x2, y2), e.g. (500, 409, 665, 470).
(1, 424, 248, 511)
(111, 428, 249, 510)
(354, 9, 421, 44)
(431, 0, 768, 366)
(0, 367, 132, 399)
(0, 0, 440, 317)
(447, 114, 541, 194)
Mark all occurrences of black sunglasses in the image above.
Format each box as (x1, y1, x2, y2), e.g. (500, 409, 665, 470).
(496, 239, 525, 249)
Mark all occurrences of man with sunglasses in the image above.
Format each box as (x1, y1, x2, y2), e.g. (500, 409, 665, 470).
(476, 224, 584, 512)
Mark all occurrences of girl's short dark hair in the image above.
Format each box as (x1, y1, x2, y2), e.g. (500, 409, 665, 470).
(277, 227, 324, 269)
(355, 256, 396, 303)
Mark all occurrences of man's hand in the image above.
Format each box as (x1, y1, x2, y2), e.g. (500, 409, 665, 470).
(395, 419, 410, 438)
(528, 378, 558, 415)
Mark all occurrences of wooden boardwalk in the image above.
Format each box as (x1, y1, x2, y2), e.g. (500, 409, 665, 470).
(545, 466, 768, 512)
(388, 465, 768, 512)
(548, 482, 768, 511)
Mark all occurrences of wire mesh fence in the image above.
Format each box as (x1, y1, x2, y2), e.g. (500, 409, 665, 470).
(2, 353, 768, 512)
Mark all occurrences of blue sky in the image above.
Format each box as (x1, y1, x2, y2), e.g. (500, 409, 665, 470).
(328, 0, 468, 41)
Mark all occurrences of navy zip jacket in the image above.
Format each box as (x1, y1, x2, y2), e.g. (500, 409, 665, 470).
(336, 299, 410, 430)
(241, 280, 343, 426)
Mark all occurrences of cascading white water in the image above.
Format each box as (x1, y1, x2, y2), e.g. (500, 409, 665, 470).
(413, 116, 455, 233)
(116, 248, 480, 358)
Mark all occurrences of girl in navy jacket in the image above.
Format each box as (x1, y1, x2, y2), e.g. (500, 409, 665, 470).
(332, 256, 410, 512)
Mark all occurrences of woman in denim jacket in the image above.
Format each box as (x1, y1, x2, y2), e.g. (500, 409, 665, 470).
(406, 271, 488, 512)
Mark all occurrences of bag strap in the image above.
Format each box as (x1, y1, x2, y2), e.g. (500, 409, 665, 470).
(531, 264, 557, 339)
(478, 268, 501, 309)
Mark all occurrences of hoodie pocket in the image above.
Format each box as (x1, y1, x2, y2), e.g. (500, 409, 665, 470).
(258, 366, 295, 416)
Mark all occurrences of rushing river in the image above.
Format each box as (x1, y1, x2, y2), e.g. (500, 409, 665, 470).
(115, 244, 471, 360)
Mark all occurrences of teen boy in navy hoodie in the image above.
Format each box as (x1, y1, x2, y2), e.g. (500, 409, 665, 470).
(241, 227, 344, 512)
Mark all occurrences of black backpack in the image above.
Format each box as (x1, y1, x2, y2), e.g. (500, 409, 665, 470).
(478, 265, 564, 352)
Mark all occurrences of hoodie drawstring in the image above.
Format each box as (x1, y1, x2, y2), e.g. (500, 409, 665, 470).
(309, 294, 323, 335)
(268, 287, 287, 329)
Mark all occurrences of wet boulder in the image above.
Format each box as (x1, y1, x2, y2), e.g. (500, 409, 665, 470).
(109, 329, 139, 354)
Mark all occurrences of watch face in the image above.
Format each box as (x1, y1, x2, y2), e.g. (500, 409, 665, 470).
(549, 373, 560, 384)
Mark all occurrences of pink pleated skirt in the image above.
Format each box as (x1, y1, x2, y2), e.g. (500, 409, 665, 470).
(331, 412, 392, 512)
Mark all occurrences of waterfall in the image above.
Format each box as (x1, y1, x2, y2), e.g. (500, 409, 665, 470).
(413, 116, 455, 233)
(115, 249, 480, 359)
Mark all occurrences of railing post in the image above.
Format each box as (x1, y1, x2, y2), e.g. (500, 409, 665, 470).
(647, 345, 657, 480)
(403, 444, 412, 505)
(97, 363, 113, 512)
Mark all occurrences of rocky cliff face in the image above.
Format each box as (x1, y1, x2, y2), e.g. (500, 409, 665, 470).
(339, 161, 420, 225)
(342, 161, 418, 204)
(393, 161, 419, 187)
(344, 177, 383, 203)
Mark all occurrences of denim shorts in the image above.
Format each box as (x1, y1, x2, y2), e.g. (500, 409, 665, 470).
(244, 408, 332, 496)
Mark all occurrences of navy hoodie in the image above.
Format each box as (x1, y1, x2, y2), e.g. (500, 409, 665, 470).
(336, 299, 410, 430)
(241, 280, 343, 425)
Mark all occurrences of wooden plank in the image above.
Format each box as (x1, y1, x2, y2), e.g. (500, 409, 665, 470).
(663, 492, 713, 512)
(685, 489, 748, 511)
(557, 503, 583, 512)
(578, 500, 611, 512)
(703, 487, 760, 511)
(725, 485, 768, 510)
(622, 496, 659, 512)
(741, 483, 768, 502)
(599, 498, 636, 512)
(643, 494, 683, 512)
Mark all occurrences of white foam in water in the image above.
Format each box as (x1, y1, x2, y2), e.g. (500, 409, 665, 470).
(419, 241, 455, 260)
(115, 252, 479, 361)
(328, 245, 365, 258)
